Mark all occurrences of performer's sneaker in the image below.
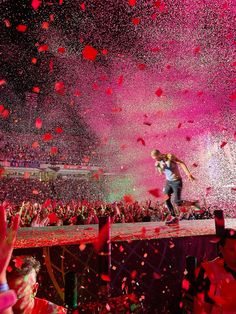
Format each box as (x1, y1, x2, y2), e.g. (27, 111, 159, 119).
(192, 200, 201, 210)
(165, 216, 179, 225)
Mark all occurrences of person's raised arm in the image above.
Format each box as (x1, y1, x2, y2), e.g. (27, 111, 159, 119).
(172, 155, 195, 181)
(0, 205, 21, 314)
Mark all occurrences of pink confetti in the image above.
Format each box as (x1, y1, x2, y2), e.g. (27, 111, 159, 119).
(137, 137, 145, 146)
(32, 0, 41, 10)
(0, 79, 6, 86)
(16, 24, 27, 32)
(137, 63, 146, 70)
(32, 141, 40, 149)
(155, 88, 163, 97)
(55, 81, 65, 95)
(102, 49, 108, 55)
(59, 0, 64, 5)
(153, 272, 161, 279)
(1, 109, 9, 119)
(182, 279, 190, 290)
(117, 75, 123, 85)
(4, 19, 11, 27)
(194, 46, 201, 54)
(80, 2, 86, 10)
(35, 117, 42, 129)
(82, 45, 98, 61)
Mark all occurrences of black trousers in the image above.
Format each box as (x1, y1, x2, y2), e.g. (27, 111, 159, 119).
(164, 179, 183, 217)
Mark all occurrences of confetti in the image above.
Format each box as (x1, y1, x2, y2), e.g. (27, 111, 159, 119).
(35, 118, 42, 129)
(220, 141, 227, 148)
(43, 133, 53, 141)
(80, 2, 86, 10)
(132, 17, 141, 25)
(129, 0, 136, 6)
(82, 45, 98, 61)
(38, 44, 49, 52)
(16, 25, 27, 32)
(0, 79, 6, 86)
(32, 0, 41, 10)
(148, 189, 161, 198)
(155, 88, 163, 97)
(137, 137, 145, 146)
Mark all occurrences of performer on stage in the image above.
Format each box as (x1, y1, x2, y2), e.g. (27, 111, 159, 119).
(151, 149, 197, 224)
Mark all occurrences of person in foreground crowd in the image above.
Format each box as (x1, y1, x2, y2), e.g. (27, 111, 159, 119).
(151, 149, 198, 225)
(194, 228, 236, 313)
(7, 255, 67, 314)
(0, 204, 20, 314)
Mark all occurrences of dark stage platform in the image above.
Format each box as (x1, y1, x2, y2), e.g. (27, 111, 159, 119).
(14, 219, 235, 313)
(15, 218, 236, 248)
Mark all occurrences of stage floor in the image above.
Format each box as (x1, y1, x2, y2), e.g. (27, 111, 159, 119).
(15, 218, 236, 249)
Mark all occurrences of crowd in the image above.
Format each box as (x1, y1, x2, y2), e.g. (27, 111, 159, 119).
(3, 197, 214, 228)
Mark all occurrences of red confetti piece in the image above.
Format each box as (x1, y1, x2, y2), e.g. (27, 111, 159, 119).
(143, 122, 151, 126)
(231, 188, 236, 192)
(41, 22, 49, 29)
(32, 0, 41, 10)
(166, 64, 171, 69)
(58, 47, 65, 54)
(100, 274, 111, 282)
(232, 61, 236, 66)
(112, 107, 122, 113)
(32, 86, 40, 93)
(80, 2, 86, 10)
(16, 25, 27, 32)
(0, 79, 6, 86)
(150, 47, 161, 53)
(35, 117, 42, 129)
(32, 141, 40, 149)
(79, 243, 86, 251)
(220, 141, 227, 148)
(123, 194, 134, 204)
(206, 187, 212, 196)
(32, 189, 39, 195)
(117, 75, 123, 85)
(102, 49, 108, 55)
(14, 257, 24, 269)
(154, 0, 166, 12)
(0, 167, 5, 177)
(132, 17, 141, 25)
(92, 83, 99, 90)
(155, 88, 163, 97)
(38, 44, 49, 52)
(83, 156, 90, 163)
(137, 63, 146, 70)
(129, 0, 136, 6)
(186, 136, 191, 141)
(4, 19, 11, 27)
(182, 279, 190, 290)
(43, 199, 51, 208)
(153, 272, 161, 279)
(74, 89, 81, 97)
(59, 0, 63, 4)
(55, 127, 63, 134)
(229, 91, 236, 101)
(1, 109, 9, 118)
(119, 245, 124, 252)
(194, 46, 201, 54)
(137, 137, 145, 146)
(50, 146, 58, 154)
(177, 123, 182, 128)
(50, 14, 54, 21)
(43, 133, 53, 141)
(31, 58, 37, 64)
(131, 270, 137, 279)
(55, 81, 65, 95)
(106, 87, 113, 95)
(0, 104, 4, 112)
(192, 163, 198, 167)
(7, 266, 12, 273)
(82, 45, 98, 61)
(234, 131, 236, 140)
(187, 120, 194, 123)
(148, 189, 161, 198)
(24, 172, 30, 179)
(197, 91, 203, 96)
